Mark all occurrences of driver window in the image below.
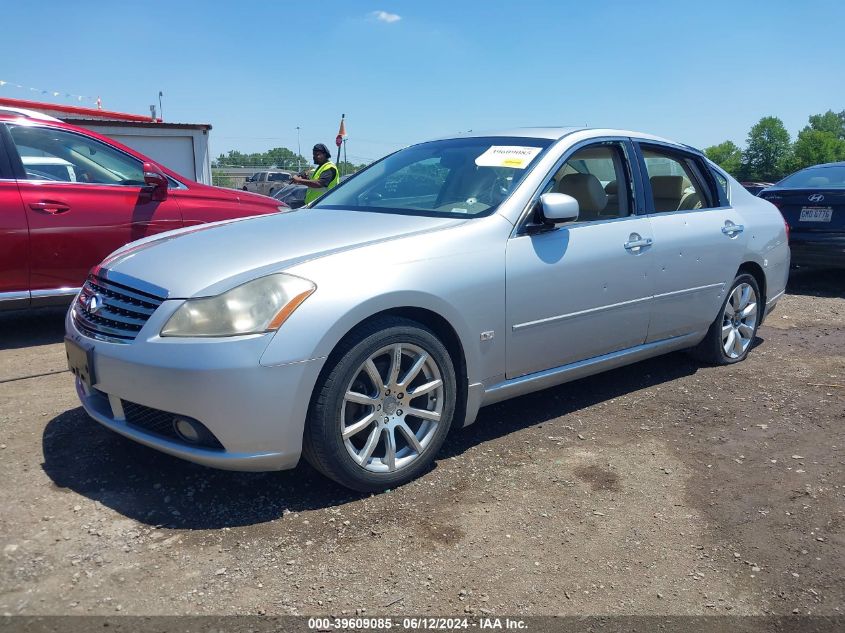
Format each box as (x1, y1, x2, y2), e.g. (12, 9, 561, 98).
(368, 157, 450, 208)
(9, 125, 144, 185)
(547, 144, 630, 221)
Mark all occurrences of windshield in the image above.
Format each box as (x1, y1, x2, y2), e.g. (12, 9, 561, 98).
(314, 136, 552, 217)
(778, 164, 845, 188)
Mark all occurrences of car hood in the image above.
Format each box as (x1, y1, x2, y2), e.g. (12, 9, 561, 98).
(98, 208, 467, 298)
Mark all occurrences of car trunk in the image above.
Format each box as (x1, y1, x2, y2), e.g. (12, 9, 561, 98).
(762, 188, 845, 233)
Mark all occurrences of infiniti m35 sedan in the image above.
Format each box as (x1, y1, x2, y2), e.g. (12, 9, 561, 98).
(65, 128, 790, 491)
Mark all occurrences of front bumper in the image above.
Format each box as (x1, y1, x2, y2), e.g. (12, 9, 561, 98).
(66, 304, 325, 471)
(789, 232, 845, 267)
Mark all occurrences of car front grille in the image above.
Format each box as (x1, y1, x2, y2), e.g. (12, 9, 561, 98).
(73, 275, 165, 343)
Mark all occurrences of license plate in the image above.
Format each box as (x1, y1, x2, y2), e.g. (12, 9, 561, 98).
(65, 337, 96, 388)
(800, 206, 833, 222)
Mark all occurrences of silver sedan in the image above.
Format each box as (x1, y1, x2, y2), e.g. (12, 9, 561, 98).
(65, 128, 790, 491)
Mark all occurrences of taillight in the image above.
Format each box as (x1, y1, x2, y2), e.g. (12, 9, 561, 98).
(784, 218, 790, 242)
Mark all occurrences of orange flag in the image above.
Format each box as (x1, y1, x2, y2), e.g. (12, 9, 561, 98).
(337, 115, 346, 138)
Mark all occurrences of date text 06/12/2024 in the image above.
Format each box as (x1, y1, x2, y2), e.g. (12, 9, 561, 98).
(306, 617, 528, 630)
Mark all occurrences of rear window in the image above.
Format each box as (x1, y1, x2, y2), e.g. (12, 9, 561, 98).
(778, 165, 845, 188)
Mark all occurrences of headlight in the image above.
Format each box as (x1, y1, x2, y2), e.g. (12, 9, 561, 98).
(160, 274, 315, 337)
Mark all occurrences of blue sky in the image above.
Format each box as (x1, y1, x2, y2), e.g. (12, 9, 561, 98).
(2, 0, 844, 164)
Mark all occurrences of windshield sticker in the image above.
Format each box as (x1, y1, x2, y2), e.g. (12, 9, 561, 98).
(475, 146, 542, 169)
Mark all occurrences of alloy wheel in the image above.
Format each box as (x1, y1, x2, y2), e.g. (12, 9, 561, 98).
(341, 343, 444, 473)
(721, 282, 758, 359)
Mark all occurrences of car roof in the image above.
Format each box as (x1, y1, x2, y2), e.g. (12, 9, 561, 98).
(429, 126, 697, 150)
(797, 161, 845, 168)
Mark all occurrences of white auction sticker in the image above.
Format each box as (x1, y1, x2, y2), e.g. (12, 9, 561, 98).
(475, 146, 542, 169)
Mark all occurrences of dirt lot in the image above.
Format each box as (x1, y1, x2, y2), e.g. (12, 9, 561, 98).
(0, 269, 842, 617)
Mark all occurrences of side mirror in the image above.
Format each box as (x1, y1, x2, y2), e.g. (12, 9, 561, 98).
(538, 192, 579, 224)
(143, 162, 169, 201)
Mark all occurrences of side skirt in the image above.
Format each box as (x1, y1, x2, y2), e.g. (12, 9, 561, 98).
(480, 332, 703, 407)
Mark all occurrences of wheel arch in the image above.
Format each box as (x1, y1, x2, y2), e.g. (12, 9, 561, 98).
(312, 306, 470, 434)
(736, 260, 767, 322)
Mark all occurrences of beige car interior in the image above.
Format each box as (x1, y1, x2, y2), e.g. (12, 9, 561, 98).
(552, 146, 629, 221)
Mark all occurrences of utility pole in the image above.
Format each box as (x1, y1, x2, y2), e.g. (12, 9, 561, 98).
(296, 126, 301, 171)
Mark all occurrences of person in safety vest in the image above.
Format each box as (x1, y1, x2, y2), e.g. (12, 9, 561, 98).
(291, 143, 340, 205)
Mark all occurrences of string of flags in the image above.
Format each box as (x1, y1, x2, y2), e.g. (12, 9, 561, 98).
(0, 79, 102, 108)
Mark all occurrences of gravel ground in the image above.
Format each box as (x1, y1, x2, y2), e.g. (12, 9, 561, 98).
(0, 268, 842, 617)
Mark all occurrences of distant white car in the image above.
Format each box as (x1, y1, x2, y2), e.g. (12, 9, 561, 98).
(67, 127, 790, 491)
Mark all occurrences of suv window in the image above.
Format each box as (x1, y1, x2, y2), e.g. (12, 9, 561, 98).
(544, 143, 631, 221)
(641, 147, 712, 212)
(9, 125, 144, 185)
(269, 172, 289, 182)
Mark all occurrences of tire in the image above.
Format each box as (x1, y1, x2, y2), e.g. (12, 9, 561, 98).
(303, 316, 457, 492)
(269, 188, 275, 196)
(242, 186, 248, 191)
(689, 273, 761, 365)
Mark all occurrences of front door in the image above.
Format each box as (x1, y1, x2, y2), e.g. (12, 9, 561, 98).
(506, 141, 655, 379)
(0, 131, 29, 306)
(5, 123, 183, 293)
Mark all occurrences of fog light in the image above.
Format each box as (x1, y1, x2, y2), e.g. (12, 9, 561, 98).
(174, 417, 201, 443)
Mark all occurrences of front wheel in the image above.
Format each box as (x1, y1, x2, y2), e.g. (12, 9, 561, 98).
(690, 273, 761, 365)
(303, 317, 457, 492)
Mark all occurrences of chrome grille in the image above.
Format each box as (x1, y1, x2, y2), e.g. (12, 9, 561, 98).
(73, 275, 165, 343)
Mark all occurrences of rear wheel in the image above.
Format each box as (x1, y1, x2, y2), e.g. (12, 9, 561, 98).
(690, 273, 760, 365)
(303, 317, 456, 491)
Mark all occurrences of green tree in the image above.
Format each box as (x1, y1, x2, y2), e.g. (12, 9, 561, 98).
(806, 110, 845, 139)
(792, 128, 845, 170)
(215, 148, 308, 169)
(337, 160, 370, 176)
(211, 171, 236, 188)
(740, 116, 793, 181)
(704, 140, 742, 175)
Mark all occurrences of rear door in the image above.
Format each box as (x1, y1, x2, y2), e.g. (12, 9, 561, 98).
(635, 142, 746, 341)
(5, 122, 183, 295)
(0, 125, 30, 308)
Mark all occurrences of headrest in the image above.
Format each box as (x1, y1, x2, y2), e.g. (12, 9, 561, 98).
(558, 173, 607, 212)
(605, 180, 618, 194)
(650, 175, 685, 199)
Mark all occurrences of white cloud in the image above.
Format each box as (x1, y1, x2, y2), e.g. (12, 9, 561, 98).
(372, 10, 401, 23)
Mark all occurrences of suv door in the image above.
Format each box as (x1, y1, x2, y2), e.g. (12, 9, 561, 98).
(0, 127, 30, 308)
(505, 139, 655, 378)
(5, 123, 183, 296)
(634, 142, 746, 341)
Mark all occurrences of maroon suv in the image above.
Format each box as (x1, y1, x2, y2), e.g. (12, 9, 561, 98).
(0, 108, 286, 310)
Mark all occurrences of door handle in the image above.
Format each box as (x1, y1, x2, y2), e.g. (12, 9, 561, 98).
(29, 201, 70, 214)
(722, 223, 744, 236)
(624, 236, 653, 251)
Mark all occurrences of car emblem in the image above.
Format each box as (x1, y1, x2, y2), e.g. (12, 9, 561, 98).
(809, 193, 824, 202)
(88, 293, 104, 315)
